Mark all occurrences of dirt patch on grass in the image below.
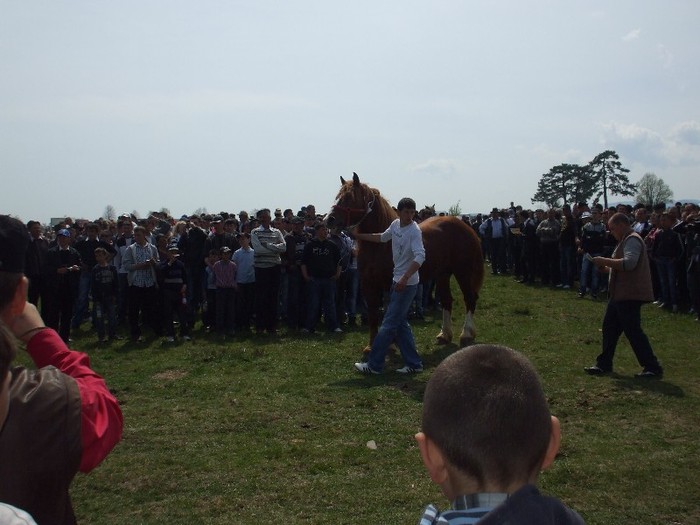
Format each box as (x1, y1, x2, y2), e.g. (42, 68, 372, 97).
(152, 369, 188, 382)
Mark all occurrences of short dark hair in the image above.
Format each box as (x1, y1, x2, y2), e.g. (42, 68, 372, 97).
(422, 345, 552, 487)
(0, 321, 17, 385)
(397, 197, 417, 211)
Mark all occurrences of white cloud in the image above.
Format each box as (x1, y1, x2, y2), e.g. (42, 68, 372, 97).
(622, 28, 641, 42)
(657, 44, 674, 69)
(408, 159, 460, 179)
(602, 121, 700, 167)
(673, 121, 700, 146)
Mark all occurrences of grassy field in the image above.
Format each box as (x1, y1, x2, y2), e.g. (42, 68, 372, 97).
(35, 270, 698, 524)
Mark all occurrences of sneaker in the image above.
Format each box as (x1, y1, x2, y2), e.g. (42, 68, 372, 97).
(562, 285, 571, 289)
(354, 362, 380, 375)
(182, 335, 192, 341)
(635, 369, 663, 379)
(333, 327, 343, 333)
(584, 365, 611, 375)
(164, 336, 175, 343)
(591, 294, 598, 300)
(396, 365, 424, 374)
(577, 291, 585, 298)
(300, 328, 311, 334)
(556, 284, 564, 288)
(657, 302, 666, 308)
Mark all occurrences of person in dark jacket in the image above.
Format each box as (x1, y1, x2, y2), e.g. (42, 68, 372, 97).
(416, 344, 584, 525)
(44, 229, 82, 343)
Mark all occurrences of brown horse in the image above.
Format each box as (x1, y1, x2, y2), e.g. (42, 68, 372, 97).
(327, 173, 484, 349)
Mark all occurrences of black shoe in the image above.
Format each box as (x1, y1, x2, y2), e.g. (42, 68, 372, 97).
(635, 369, 663, 379)
(584, 365, 611, 375)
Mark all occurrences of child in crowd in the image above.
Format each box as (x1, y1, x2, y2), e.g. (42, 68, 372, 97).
(212, 246, 237, 337)
(91, 247, 120, 343)
(204, 249, 219, 331)
(158, 243, 190, 343)
(232, 232, 255, 332)
(416, 344, 584, 524)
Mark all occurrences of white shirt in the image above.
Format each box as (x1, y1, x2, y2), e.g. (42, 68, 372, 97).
(380, 219, 426, 286)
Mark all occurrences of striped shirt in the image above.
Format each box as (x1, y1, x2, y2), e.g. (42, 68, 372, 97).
(251, 226, 286, 268)
(213, 260, 237, 288)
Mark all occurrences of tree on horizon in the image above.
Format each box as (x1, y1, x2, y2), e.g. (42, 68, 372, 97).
(589, 150, 636, 208)
(635, 172, 673, 206)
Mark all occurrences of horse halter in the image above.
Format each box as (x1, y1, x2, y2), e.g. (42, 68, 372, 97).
(331, 190, 376, 230)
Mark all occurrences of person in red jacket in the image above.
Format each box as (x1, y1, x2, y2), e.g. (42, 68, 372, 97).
(0, 214, 123, 525)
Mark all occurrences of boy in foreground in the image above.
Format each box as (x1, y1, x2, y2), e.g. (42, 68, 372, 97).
(416, 344, 584, 524)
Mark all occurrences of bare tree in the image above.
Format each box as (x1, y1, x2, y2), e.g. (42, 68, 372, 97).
(635, 172, 673, 206)
(103, 205, 116, 221)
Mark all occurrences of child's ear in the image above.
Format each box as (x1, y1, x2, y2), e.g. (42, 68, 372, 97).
(540, 415, 561, 471)
(415, 432, 449, 485)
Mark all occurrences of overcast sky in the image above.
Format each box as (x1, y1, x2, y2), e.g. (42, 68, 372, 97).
(1, 0, 698, 222)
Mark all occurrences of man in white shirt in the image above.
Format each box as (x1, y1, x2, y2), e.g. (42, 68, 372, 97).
(352, 198, 426, 374)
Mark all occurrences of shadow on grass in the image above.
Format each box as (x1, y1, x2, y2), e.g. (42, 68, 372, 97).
(612, 375, 685, 398)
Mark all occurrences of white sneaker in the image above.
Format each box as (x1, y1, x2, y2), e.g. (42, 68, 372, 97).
(354, 362, 380, 375)
(164, 336, 175, 343)
(396, 365, 424, 374)
(333, 327, 343, 333)
(182, 335, 192, 341)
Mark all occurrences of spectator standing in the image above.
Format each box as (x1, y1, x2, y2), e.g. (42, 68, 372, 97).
(578, 210, 606, 299)
(250, 209, 286, 334)
(44, 229, 82, 343)
(652, 212, 684, 313)
(24, 220, 50, 314)
(558, 204, 577, 289)
(233, 233, 255, 332)
(536, 209, 561, 286)
(158, 243, 190, 342)
(213, 247, 237, 337)
(91, 247, 119, 343)
(301, 223, 342, 333)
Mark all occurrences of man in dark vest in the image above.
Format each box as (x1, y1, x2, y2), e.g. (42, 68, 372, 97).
(0, 215, 123, 525)
(584, 213, 664, 378)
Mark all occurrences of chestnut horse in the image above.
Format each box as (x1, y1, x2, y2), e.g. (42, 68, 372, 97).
(326, 173, 484, 350)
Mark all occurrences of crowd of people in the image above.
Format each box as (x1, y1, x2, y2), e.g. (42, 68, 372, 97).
(15, 199, 700, 346)
(470, 200, 700, 320)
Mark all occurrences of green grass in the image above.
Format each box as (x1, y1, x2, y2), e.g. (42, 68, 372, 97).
(25, 271, 699, 524)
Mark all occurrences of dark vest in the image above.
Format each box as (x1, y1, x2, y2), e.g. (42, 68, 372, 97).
(0, 366, 82, 525)
(609, 232, 654, 302)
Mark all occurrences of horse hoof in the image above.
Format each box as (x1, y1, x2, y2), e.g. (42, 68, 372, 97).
(436, 335, 451, 345)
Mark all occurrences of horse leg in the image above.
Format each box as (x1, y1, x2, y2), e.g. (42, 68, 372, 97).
(455, 273, 478, 346)
(364, 289, 382, 354)
(434, 275, 453, 344)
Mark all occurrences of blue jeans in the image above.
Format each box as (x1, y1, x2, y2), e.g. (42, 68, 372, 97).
(579, 253, 602, 295)
(656, 257, 677, 306)
(305, 277, 338, 331)
(367, 283, 422, 372)
(559, 245, 576, 287)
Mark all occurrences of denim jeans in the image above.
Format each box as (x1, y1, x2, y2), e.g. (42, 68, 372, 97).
(656, 257, 678, 306)
(305, 277, 338, 331)
(559, 245, 576, 287)
(94, 297, 117, 339)
(579, 253, 602, 295)
(367, 283, 422, 372)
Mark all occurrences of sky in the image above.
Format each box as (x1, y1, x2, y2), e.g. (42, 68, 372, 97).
(1, 0, 698, 223)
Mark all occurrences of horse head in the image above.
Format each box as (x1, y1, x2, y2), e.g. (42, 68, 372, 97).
(326, 172, 377, 229)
